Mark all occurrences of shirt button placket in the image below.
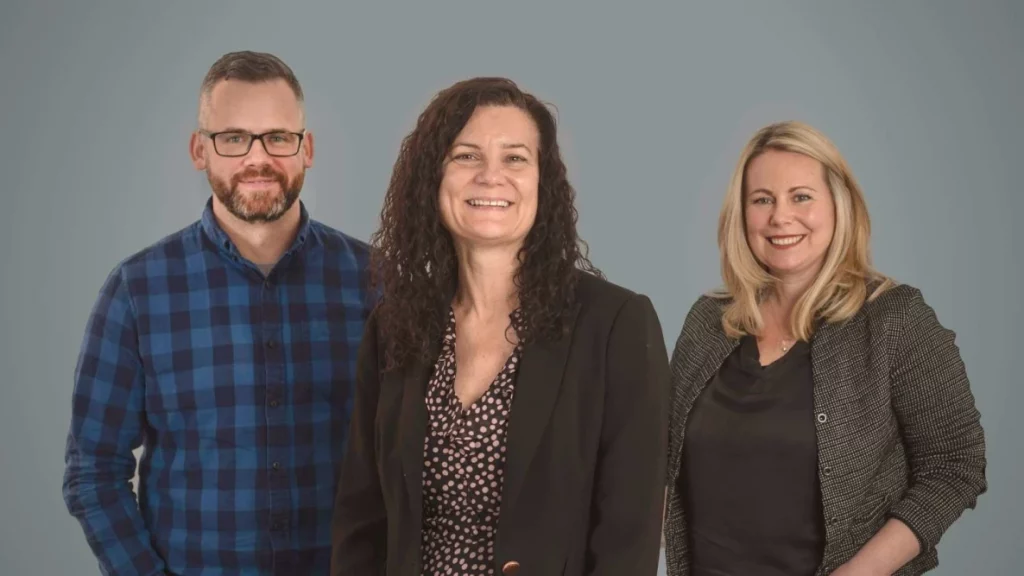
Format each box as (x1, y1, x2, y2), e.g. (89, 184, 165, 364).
(261, 278, 289, 551)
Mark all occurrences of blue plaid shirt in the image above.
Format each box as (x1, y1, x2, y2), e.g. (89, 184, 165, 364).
(63, 199, 373, 576)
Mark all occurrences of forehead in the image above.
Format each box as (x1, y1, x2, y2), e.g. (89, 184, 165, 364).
(202, 78, 303, 131)
(746, 149, 824, 186)
(456, 105, 539, 145)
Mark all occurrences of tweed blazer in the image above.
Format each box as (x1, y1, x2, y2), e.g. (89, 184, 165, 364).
(663, 283, 987, 575)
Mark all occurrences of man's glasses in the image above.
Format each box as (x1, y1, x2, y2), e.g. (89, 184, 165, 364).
(199, 130, 305, 157)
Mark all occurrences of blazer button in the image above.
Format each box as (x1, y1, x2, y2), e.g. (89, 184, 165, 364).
(502, 560, 521, 575)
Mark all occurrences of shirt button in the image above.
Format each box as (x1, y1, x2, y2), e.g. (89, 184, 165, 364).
(272, 462, 281, 471)
(266, 340, 276, 349)
(269, 399, 280, 408)
(816, 412, 828, 423)
(824, 466, 833, 476)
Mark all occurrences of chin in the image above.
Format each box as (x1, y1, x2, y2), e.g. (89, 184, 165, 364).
(464, 222, 512, 239)
(767, 257, 828, 282)
(457, 229, 521, 248)
(466, 236, 517, 248)
(238, 186, 284, 198)
(766, 260, 803, 274)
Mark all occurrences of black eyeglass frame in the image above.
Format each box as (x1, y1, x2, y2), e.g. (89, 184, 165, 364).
(198, 129, 307, 157)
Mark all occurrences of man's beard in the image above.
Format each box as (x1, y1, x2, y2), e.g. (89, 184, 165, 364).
(208, 165, 304, 223)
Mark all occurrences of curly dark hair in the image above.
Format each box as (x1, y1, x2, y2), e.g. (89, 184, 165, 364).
(370, 76, 602, 372)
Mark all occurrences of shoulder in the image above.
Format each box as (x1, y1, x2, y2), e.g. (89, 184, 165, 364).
(309, 219, 371, 264)
(862, 280, 921, 315)
(669, 291, 729, 347)
(86, 220, 203, 318)
(308, 220, 374, 309)
(567, 271, 663, 341)
(573, 271, 663, 326)
(310, 222, 383, 327)
(859, 281, 953, 348)
(859, 281, 931, 332)
(109, 220, 203, 288)
(663, 291, 731, 376)
(575, 271, 641, 311)
(687, 292, 729, 326)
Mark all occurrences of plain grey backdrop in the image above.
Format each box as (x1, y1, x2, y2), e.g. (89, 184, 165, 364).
(2, 1, 1021, 574)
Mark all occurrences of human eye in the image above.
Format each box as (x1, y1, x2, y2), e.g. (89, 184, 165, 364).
(451, 150, 479, 163)
(219, 132, 248, 144)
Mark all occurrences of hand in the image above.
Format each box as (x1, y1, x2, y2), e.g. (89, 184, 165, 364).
(829, 518, 918, 575)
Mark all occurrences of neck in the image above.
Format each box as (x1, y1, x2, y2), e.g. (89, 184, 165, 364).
(211, 198, 302, 267)
(452, 241, 520, 321)
(763, 268, 819, 334)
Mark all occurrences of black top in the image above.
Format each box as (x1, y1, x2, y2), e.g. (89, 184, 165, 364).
(680, 335, 825, 576)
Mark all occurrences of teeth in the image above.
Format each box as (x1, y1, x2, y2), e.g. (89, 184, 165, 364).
(468, 199, 510, 207)
(770, 236, 804, 246)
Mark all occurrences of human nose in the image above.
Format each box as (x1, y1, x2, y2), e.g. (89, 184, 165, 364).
(769, 198, 794, 226)
(473, 155, 503, 185)
(242, 136, 272, 165)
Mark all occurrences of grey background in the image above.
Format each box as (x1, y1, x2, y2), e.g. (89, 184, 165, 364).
(2, 1, 1020, 574)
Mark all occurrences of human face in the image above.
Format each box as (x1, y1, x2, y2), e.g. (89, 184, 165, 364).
(744, 149, 835, 285)
(438, 105, 539, 250)
(189, 78, 314, 223)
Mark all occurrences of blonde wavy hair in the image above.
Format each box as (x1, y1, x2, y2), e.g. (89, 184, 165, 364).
(714, 120, 893, 341)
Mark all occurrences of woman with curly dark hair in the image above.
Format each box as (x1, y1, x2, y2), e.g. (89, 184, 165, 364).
(330, 77, 670, 576)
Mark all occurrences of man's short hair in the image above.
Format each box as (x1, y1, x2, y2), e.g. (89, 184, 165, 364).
(198, 51, 304, 124)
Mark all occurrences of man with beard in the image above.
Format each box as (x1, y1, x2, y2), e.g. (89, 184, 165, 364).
(62, 51, 373, 576)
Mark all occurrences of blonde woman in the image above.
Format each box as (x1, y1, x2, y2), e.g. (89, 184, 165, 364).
(663, 121, 986, 575)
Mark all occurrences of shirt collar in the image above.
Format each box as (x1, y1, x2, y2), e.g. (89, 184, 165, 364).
(200, 196, 314, 261)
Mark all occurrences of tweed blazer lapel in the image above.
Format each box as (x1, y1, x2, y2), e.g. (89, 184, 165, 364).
(666, 297, 737, 484)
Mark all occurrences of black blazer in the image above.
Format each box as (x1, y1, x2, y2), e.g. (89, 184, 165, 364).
(663, 283, 987, 576)
(331, 272, 670, 576)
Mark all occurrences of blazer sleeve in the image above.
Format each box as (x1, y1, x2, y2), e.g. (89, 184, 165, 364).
(586, 294, 671, 575)
(886, 287, 987, 553)
(330, 311, 387, 576)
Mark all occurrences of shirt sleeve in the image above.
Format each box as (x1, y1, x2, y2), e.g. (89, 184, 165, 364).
(62, 266, 168, 576)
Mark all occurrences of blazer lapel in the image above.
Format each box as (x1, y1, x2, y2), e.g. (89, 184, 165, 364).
(668, 321, 738, 482)
(692, 329, 736, 402)
(501, 306, 579, 516)
(808, 315, 863, 447)
(397, 348, 438, 523)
